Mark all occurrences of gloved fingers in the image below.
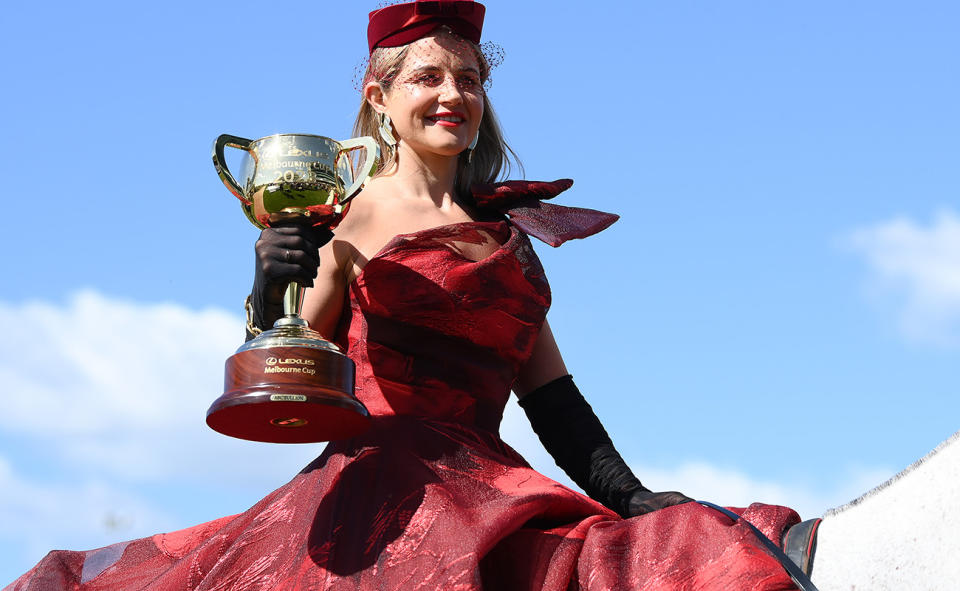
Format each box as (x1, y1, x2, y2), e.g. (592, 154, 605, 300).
(256, 255, 319, 289)
(256, 228, 322, 267)
(254, 230, 325, 294)
(269, 223, 334, 245)
(256, 239, 321, 272)
(248, 225, 335, 332)
(628, 490, 695, 516)
(268, 225, 334, 254)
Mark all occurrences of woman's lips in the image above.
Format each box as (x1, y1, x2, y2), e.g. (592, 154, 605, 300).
(426, 112, 466, 127)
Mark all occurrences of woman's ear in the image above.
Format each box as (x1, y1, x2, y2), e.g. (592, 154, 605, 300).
(364, 82, 388, 115)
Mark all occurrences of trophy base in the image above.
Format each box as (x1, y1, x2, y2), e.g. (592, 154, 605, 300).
(208, 316, 370, 444)
(206, 386, 370, 444)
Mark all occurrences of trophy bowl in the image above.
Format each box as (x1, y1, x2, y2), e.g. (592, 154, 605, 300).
(209, 133, 378, 443)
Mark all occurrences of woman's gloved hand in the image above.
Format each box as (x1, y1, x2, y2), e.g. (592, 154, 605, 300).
(628, 490, 693, 517)
(248, 224, 333, 337)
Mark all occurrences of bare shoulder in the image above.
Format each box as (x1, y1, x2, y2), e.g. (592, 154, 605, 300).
(330, 179, 403, 280)
(334, 183, 385, 241)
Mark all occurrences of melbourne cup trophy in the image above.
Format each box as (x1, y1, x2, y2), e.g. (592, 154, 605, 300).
(209, 133, 378, 443)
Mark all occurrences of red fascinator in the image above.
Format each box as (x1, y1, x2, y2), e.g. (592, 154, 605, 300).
(367, 0, 486, 54)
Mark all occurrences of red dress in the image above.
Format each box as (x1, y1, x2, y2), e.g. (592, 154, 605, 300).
(8, 183, 801, 591)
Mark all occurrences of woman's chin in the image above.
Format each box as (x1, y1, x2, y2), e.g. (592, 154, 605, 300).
(407, 142, 470, 160)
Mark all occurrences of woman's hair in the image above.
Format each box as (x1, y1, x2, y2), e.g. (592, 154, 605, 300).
(353, 28, 521, 198)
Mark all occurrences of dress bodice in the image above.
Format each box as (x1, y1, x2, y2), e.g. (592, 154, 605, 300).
(336, 220, 550, 432)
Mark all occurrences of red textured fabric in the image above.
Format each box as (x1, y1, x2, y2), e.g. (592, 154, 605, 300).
(8, 217, 801, 590)
(471, 179, 575, 206)
(471, 179, 620, 247)
(367, 1, 485, 54)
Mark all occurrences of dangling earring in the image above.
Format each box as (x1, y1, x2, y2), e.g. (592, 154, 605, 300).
(467, 131, 479, 164)
(379, 112, 397, 154)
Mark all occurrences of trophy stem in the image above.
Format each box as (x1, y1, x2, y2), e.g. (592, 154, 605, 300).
(283, 282, 305, 317)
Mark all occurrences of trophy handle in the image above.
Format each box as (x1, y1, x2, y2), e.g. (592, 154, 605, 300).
(337, 136, 380, 204)
(213, 134, 254, 204)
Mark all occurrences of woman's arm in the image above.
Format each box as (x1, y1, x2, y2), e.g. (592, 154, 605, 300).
(299, 236, 352, 338)
(515, 319, 691, 518)
(514, 320, 569, 397)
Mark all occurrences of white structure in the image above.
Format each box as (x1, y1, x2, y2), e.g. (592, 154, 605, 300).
(812, 429, 960, 590)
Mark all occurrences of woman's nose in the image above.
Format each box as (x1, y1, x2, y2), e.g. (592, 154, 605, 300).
(437, 76, 463, 104)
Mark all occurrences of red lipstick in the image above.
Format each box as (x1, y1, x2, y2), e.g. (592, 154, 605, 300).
(426, 111, 466, 127)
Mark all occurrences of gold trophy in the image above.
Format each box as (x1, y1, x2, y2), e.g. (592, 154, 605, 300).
(209, 133, 378, 443)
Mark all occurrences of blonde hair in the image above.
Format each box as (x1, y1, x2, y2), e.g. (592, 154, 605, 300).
(353, 29, 521, 198)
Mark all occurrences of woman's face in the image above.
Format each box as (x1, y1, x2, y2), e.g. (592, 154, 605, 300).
(379, 33, 484, 159)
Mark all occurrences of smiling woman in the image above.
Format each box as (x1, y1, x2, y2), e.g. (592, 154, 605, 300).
(354, 23, 512, 199)
(9, 2, 808, 590)
(364, 33, 485, 153)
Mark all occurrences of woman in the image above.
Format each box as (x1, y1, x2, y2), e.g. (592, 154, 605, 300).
(10, 2, 804, 589)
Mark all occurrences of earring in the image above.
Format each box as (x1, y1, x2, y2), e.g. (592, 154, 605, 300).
(378, 113, 397, 147)
(467, 131, 479, 164)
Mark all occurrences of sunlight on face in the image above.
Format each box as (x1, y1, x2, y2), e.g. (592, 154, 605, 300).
(382, 33, 485, 159)
(394, 33, 484, 96)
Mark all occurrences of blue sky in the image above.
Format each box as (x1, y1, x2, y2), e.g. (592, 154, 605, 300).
(2, 0, 959, 583)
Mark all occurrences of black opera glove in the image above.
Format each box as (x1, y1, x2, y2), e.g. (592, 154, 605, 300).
(517, 374, 693, 518)
(248, 224, 334, 339)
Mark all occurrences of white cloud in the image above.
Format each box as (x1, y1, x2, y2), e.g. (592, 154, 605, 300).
(0, 291, 325, 583)
(624, 460, 895, 520)
(0, 291, 322, 487)
(500, 400, 894, 520)
(846, 209, 960, 347)
(0, 291, 237, 435)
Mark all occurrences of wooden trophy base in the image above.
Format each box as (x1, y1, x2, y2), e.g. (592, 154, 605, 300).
(208, 317, 370, 443)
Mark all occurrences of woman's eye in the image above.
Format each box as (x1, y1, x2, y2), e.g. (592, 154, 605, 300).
(403, 72, 482, 92)
(458, 75, 481, 89)
(412, 73, 441, 85)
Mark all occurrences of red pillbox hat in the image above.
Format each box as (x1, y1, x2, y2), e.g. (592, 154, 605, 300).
(367, 1, 486, 54)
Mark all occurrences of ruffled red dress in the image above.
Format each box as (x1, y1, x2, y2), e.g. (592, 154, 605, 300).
(8, 181, 801, 591)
